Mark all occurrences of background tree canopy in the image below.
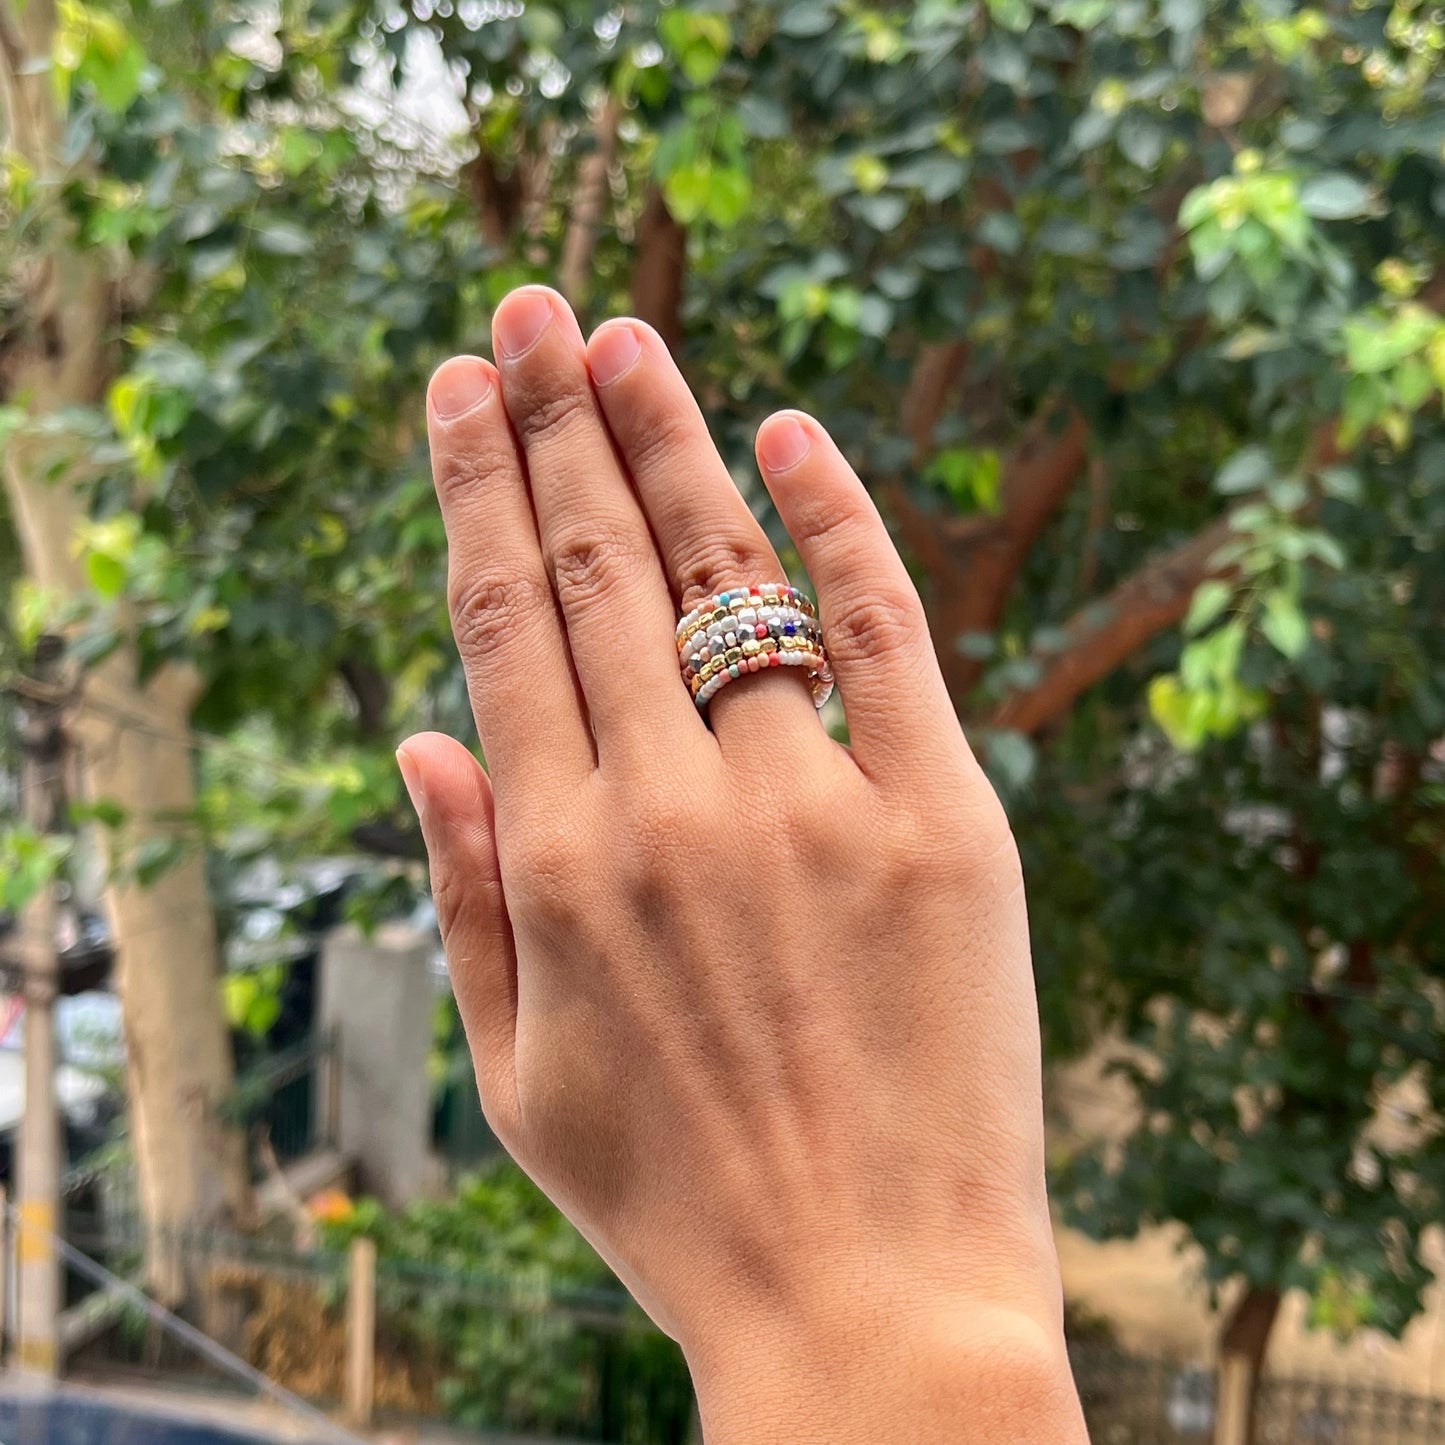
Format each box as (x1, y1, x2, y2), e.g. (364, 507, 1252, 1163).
(2, 0, 1442, 1389)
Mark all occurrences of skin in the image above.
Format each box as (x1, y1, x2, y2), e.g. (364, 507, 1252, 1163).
(396, 284, 1090, 1444)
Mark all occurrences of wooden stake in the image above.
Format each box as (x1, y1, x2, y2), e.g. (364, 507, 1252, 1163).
(344, 1236, 377, 1428)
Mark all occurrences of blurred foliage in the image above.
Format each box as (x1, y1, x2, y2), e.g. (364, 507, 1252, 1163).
(2, 0, 1444, 1356)
(318, 1161, 694, 1440)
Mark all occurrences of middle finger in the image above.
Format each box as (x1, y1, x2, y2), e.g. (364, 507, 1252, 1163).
(491, 287, 694, 766)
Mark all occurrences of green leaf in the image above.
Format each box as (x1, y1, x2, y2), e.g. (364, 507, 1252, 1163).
(1037, 218, 1100, 256)
(254, 222, 314, 257)
(776, 2, 835, 38)
(1318, 466, 1363, 502)
(1118, 114, 1166, 170)
(987, 0, 1034, 31)
(132, 835, 187, 888)
(1299, 173, 1375, 220)
(977, 211, 1023, 254)
(848, 191, 907, 231)
(1184, 580, 1233, 636)
(1261, 589, 1309, 659)
(85, 551, 126, 598)
(1216, 446, 1274, 494)
(658, 10, 731, 86)
(1148, 674, 1205, 750)
(0, 405, 28, 449)
(705, 165, 751, 227)
(848, 153, 890, 194)
(1343, 310, 1439, 374)
(1050, 0, 1111, 27)
(1161, 0, 1204, 31)
(662, 161, 711, 223)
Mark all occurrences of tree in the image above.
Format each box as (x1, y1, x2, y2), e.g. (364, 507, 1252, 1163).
(4, 3, 1443, 1420)
(0, 0, 472, 1298)
(2, 0, 252, 1300)
(362, 1, 1445, 1419)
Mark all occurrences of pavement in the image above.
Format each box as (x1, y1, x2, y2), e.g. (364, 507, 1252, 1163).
(1, 1371, 609, 1444)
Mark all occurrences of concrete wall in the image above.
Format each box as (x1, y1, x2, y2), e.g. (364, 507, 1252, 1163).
(319, 923, 444, 1206)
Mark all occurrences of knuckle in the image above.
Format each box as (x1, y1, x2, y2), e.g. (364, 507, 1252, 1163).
(777, 786, 855, 869)
(433, 448, 507, 507)
(822, 587, 926, 662)
(677, 536, 776, 611)
(513, 385, 594, 452)
(504, 824, 586, 920)
(622, 403, 696, 480)
(550, 523, 652, 614)
(622, 785, 698, 866)
(895, 788, 1020, 882)
(448, 571, 551, 662)
(788, 495, 864, 552)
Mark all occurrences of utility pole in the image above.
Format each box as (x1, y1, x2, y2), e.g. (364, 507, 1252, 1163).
(13, 634, 67, 1377)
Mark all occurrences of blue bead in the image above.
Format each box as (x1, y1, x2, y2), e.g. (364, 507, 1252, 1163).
(784, 620, 796, 635)
(718, 592, 730, 605)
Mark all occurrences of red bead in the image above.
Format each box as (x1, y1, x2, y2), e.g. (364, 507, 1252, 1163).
(769, 653, 781, 666)
(754, 623, 767, 639)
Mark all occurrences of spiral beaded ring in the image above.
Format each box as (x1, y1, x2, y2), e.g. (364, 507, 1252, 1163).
(677, 583, 834, 711)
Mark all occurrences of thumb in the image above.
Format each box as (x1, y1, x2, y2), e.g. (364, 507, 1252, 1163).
(396, 732, 518, 1137)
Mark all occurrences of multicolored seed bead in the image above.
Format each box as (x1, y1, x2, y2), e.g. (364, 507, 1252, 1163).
(679, 582, 833, 710)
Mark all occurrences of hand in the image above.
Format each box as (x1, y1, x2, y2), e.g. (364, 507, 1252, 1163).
(397, 285, 1087, 1444)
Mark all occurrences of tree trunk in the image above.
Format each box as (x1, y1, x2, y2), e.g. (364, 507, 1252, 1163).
(1, 249, 252, 1304)
(1213, 1285, 1281, 1445)
(631, 187, 687, 353)
(81, 665, 254, 1301)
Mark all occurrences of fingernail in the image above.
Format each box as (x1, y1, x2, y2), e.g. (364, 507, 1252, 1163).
(494, 289, 555, 359)
(758, 415, 811, 473)
(396, 747, 427, 824)
(588, 325, 642, 387)
(429, 357, 493, 421)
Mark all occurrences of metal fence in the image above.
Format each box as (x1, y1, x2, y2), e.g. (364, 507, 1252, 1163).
(68, 1228, 696, 1445)
(45, 1218, 1445, 1445)
(1071, 1346, 1216, 1443)
(1066, 1344, 1445, 1445)
(1257, 1374, 1445, 1444)
(63, 1030, 339, 1255)
(224, 1027, 340, 1166)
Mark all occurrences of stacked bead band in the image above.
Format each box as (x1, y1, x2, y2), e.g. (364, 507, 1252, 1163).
(677, 583, 834, 710)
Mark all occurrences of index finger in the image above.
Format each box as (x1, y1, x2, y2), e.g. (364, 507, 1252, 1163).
(427, 355, 594, 792)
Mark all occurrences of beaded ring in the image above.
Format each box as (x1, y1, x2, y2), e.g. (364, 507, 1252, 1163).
(677, 584, 834, 711)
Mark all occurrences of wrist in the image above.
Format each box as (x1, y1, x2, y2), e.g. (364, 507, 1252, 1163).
(687, 1304, 1087, 1445)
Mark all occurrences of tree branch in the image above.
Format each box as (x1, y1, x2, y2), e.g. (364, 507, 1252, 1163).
(983, 512, 1235, 736)
(337, 656, 391, 741)
(558, 99, 619, 309)
(0, 5, 26, 90)
(464, 149, 524, 248)
(630, 186, 686, 352)
(901, 340, 969, 463)
(932, 405, 1091, 699)
(0, 0, 58, 166)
